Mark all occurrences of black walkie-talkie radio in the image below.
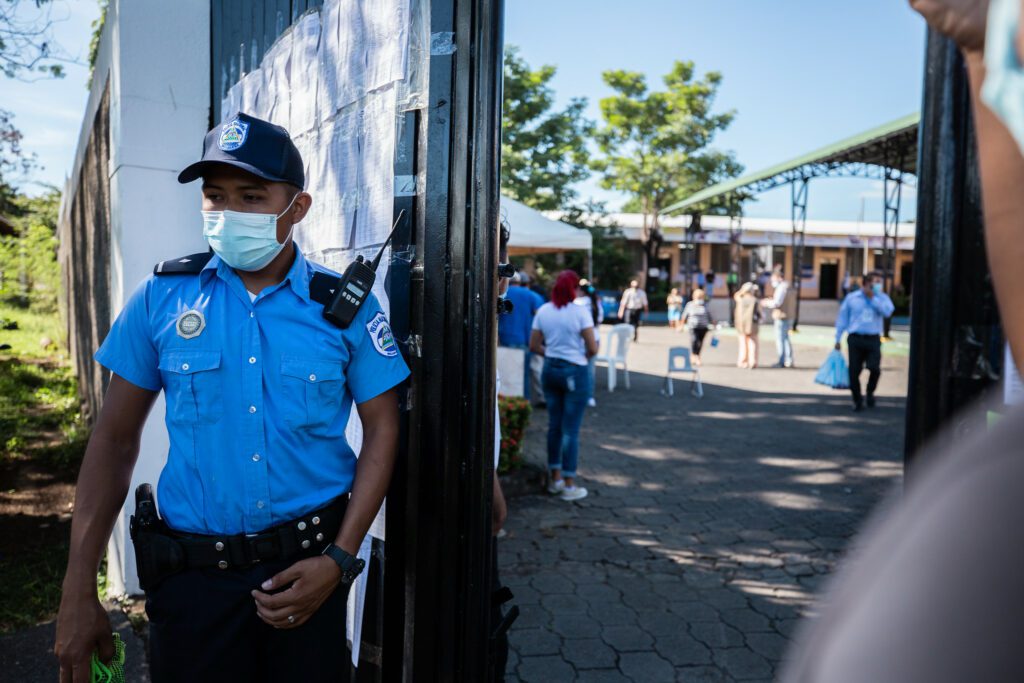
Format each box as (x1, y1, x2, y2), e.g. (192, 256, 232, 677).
(323, 210, 406, 329)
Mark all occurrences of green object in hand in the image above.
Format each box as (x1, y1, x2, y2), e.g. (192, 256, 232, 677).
(90, 632, 125, 683)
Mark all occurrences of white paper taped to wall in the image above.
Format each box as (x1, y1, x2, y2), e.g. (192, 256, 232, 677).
(364, 0, 410, 92)
(317, 0, 365, 120)
(261, 29, 293, 128)
(353, 87, 398, 250)
(289, 11, 321, 135)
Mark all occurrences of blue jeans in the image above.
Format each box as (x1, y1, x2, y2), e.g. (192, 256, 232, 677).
(541, 358, 590, 479)
(774, 319, 794, 366)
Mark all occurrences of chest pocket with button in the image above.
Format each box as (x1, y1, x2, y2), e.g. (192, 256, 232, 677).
(280, 356, 345, 430)
(158, 350, 224, 425)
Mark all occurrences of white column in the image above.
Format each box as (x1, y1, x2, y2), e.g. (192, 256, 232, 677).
(102, 0, 211, 596)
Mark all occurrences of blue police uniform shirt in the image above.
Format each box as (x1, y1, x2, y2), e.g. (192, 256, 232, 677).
(498, 285, 544, 346)
(94, 247, 410, 535)
(835, 289, 895, 343)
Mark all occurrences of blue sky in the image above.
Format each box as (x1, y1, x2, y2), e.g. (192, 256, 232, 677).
(505, 0, 927, 221)
(4, 0, 101, 197)
(8, 1, 926, 221)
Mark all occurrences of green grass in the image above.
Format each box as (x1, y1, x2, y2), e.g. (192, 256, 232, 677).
(0, 303, 90, 633)
(0, 302, 66, 359)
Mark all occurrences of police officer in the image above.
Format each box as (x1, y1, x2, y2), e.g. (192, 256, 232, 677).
(54, 112, 410, 682)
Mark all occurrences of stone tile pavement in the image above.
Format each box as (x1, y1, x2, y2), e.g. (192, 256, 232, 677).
(499, 326, 907, 682)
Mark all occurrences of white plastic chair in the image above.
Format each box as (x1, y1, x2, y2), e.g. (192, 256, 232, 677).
(594, 323, 633, 391)
(661, 347, 703, 398)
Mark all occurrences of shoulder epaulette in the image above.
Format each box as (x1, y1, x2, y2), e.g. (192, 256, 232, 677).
(309, 270, 342, 306)
(153, 252, 215, 276)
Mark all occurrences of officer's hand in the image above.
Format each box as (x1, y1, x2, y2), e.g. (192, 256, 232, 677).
(55, 591, 114, 683)
(252, 555, 342, 629)
(908, 0, 989, 56)
(492, 477, 508, 536)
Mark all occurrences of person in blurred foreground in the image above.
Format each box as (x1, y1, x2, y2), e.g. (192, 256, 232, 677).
(782, 1, 1024, 680)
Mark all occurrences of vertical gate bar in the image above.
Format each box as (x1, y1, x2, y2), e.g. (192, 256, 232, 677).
(905, 30, 997, 467)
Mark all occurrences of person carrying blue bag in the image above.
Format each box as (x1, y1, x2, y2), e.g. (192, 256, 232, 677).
(834, 271, 895, 411)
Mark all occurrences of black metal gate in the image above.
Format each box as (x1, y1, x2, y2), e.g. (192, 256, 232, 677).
(905, 30, 1003, 468)
(210, 1, 504, 680)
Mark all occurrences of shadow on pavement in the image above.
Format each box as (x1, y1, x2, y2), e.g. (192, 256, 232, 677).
(501, 365, 905, 682)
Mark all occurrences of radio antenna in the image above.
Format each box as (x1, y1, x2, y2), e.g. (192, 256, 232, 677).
(370, 209, 406, 272)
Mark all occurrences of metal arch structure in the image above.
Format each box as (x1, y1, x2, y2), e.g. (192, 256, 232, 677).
(664, 113, 919, 330)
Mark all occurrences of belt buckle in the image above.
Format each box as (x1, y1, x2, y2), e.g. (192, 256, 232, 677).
(244, 533, 280, 565)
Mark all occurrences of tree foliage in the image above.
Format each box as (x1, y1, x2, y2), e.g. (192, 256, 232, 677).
(531, 200, 633, 291)
(0, 109, 34, 216)
(0, 187, 61, 311)
(502, 46, 593, 211)
(0, 0, 65, 80)
(592, 61, 743, 268)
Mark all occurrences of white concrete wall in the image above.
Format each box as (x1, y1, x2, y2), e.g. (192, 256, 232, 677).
(71, 0, 211, 595)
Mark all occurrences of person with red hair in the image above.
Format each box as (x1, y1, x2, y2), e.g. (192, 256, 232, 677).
(529, 270, 599, 501)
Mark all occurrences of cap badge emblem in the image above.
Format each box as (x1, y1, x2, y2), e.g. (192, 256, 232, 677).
(218, 119, 249, 151)
(176, 309, 206, 339)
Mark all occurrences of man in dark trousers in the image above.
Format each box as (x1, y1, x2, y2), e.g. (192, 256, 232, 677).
(617, 279, 649, 341)
(834, 270, 894, 411)
(54, 113, 409, 682)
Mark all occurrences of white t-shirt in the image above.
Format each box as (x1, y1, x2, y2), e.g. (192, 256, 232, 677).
(532, 302, 593, 366)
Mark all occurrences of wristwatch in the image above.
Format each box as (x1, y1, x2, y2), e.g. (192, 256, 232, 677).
(321, 543, 366, 584)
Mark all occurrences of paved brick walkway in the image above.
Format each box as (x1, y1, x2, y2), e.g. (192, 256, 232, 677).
(500, 325, 906, 682)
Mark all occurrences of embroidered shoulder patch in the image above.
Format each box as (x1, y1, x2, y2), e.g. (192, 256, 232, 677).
(218, 119, 249, 151)
(366, 311, 398, 358)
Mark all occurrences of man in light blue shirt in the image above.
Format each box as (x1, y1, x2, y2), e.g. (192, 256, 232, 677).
(55, 113, 409, 682)
(834, 271, 895, 411)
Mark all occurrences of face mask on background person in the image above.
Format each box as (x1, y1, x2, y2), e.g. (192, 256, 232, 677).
(872, 283, 883, 295)
(981, 0, 1024, 156)
(202, 193, 298, 271)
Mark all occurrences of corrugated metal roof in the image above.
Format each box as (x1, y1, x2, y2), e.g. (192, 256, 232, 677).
(662, 112, 920, 215)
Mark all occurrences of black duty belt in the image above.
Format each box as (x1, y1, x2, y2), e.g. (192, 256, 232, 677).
(170, 496, 347, 571)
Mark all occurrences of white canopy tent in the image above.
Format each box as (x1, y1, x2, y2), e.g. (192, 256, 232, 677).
(502, 195, 593, 255)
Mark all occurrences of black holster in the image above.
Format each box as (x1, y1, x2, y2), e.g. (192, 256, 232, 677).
(129, 483, 185, 591)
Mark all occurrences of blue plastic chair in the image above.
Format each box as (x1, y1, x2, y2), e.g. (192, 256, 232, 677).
(662, 347, 703, 398)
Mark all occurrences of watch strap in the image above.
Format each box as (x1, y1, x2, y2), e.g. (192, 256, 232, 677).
(322, 543, 365, 584)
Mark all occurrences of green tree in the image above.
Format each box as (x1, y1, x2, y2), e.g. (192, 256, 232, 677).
(502, 46, 593, 211)
(0, 187, 60, 310)
(593, 60, 742, 280)
(532, 200, 633, 291)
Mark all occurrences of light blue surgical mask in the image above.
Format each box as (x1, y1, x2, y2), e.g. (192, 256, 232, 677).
(202, 194, 298, 272)
(872, 283, 883, 295)
(982, 0, 1024, 155)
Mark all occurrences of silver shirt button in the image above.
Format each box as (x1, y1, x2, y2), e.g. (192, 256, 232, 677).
(252, 453, 260, 462)
(308, 374, 317, 382)
(181, 363, 190, 371)
(249, 405, 257, 414)
(256, 500, 265, 509)
(249, 356, 256, 364)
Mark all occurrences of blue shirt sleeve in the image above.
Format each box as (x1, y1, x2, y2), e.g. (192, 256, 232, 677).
(94, 277, 162, 391)
(344, 294, 411, 404)
(835, 295, 851, 344)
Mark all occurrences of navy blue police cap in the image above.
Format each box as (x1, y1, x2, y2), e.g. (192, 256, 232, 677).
(177, 112, 305, 188)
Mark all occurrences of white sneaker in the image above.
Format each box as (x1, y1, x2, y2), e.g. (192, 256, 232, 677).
(587, 398, 597, 408)
(547, 479, 566, 495)
(560, 486, 588, 502)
